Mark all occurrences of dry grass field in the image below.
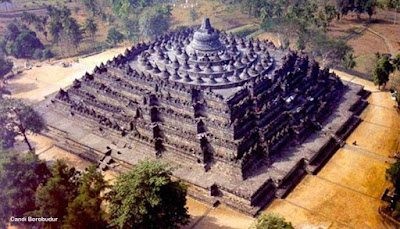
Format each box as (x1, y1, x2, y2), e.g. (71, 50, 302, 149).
(170, 0, 258, 31)
(255, 10, 400, 79)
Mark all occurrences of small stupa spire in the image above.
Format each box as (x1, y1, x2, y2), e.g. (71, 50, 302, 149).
(201, 18, 212, 31)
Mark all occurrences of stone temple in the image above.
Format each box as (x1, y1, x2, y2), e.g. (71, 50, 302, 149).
(40, 18, 369, 215)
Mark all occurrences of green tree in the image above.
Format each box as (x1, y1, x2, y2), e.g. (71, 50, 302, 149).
(139, 7, 170, 40)
(81, 0, 98, 17)
(0, 55, 13, 79)
(7, 29, 44, 58)
(42, 47, 54, 60)
(108, 160, 190, 229)
(392, 53, 400, 71)
(318, 4, 338, 28)
(0, 98, 45, 150)
(0, 55, 12, 98)
(386, 0, 400, 23)
(260, 1, 275, 21)
(343, 52, 357, 69)
(190, 8, 199, 22)
(62, 17, 83, 50)
(309, 32, 352, 68)
(0, 150, 50, 228)
(46, 6, 83, 54)
(295, 36, 306, 51)
(396, 92, 400, 108)
(0, 37, 6, 55)
(365, 0, 379, 20)
(386, 158, 400, 193)
(111, 0, 154, 18)
(372, 55, 394, 89)
(106, 27, 125, 46)
(21, 11, 39, 26)
(63, 165, 108, 229)
(123, 19, 140, 42)
(35, 160, 80, 229)
(241, 0, 272, 17)
(250, 213, 294, 229)
(33, 48, 43, 60)
(335, 0, 353, 18)
(83, 17, 98, 41)
(5, 23, 20, 41)
(354, 0, 367, 19)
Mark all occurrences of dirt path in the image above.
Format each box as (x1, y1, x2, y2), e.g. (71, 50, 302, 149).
(366, 26, 397, 56)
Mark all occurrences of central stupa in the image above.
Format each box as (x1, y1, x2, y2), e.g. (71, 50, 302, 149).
(187, 18, 225, 53)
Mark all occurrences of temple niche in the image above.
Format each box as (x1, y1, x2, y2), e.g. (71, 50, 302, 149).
(45, 18, 369, 215)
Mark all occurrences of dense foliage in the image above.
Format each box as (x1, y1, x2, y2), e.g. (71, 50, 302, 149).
(0, 98, 45, 150)
(238, 0, 380, 20)
(83, 17, 98, 41)
(258, 0, 353, 67)
(110, 0, 171, 41)
(0, 150, 50, 228)
(372, 55, 394, 88)
(34, 160, 80, 229)
(387, 158, 400, 194)
(4, 23, 44, 58)
(0, 54, 12, 98)
(108, 160, 190, 229)
(107, 27, 125, 46)
(0, 147, 190, 229)
(47, 6, 83, 54)
(139, 7, 171, 39)
(63, 165, 108, 229)
(0, 55, 13, 79)
(250, 213, 294, 229)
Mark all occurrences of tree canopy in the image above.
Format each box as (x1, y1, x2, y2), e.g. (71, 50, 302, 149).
(111, 0, 155, 18)
(387, 158, 400, 194)
(0, 150, 50, 228)
(0, 55, 13, 80)
(34, 160, 80, 229)
(0, 54, 12, 99)
(107, 160, 190, 229)
(372, 55, 394, 89)
(0, 98, 45, 150)
(250, 213, 294, 229)
(83, 17, 98, 41)
(81, 0, 99, 17)
(4, 23, 44, 58)
(107, 27, 125, 46)
(139, 7, 171, 40)
(47, 6, 83, 54)
(309, 31, 352, 68)
(63, 165, 108, 229)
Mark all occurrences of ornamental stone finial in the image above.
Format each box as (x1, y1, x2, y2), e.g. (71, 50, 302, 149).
(200, 18, 212, 31)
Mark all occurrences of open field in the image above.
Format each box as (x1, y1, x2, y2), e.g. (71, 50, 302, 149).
(5, 46, 127, 103)
(170, 0, 258, 31)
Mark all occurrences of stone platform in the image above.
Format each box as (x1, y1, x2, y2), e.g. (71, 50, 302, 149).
(35, 80, 368, 216)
